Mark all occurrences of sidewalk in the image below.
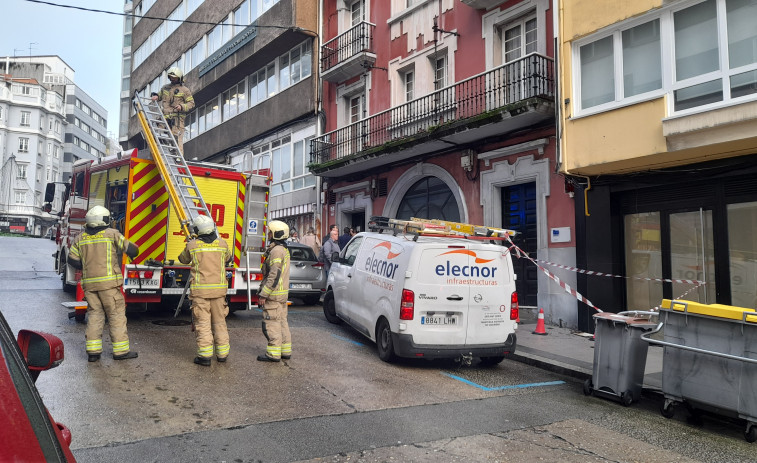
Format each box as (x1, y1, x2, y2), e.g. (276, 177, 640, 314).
(512, 314, 664, 394)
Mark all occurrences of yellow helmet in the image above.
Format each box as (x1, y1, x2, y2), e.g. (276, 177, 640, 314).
(268, 220, 289, 240)
(191, 215, 215, 236)
(167, 67, 183, 79)
(85, 205, 111, 227)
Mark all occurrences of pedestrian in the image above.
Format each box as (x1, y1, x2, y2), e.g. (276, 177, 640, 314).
(151, 67, 195, 154)
(67, 206, 139, 362)
(338, 226, 352, 249)
(289, 229, 300, 243)
(300, 226, 320, 256)
(321, 227, 341, 276)
(322, 224, 338, 246)
(257, 220, 292, 363)
(178, 215, 232, 366)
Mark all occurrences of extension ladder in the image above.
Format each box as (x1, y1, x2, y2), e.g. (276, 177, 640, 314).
(133, 92, 211, 237)
(369, 216, 516, 238)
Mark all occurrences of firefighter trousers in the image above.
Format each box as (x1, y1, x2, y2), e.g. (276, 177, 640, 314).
(192, 296, 230, 359)
(84, 287, 130, 355)
(262, 300, 291, 360)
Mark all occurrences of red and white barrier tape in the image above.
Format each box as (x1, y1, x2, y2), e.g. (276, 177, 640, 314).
(505, 238, 706, 313)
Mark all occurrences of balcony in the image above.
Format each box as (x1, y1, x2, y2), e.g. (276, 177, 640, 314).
(310, 53, 555, 177)
(321, 21, 376, 83)
(460, 0, 506, 9)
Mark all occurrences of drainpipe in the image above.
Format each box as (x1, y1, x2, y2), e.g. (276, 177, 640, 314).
(315, 0, 324, 237)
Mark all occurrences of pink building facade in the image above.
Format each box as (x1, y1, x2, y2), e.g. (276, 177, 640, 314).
(313, 0, 579, 326)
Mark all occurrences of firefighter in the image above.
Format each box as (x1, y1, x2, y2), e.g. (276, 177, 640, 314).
(151, 66, 195, 154)
(68, 206, 139, 362)
(178, 215, 232, 366)
(257, 220, 291, 362)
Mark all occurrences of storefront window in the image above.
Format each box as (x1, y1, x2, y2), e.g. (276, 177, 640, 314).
(624, 212, 663, 310)
(669, 210, 715, 304)
(728, 202, 757, 308)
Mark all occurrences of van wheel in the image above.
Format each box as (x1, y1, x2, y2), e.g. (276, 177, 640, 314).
(322, 291, 341, 324)
(479, 356, 505, 366)
(376, 319, 396, 363)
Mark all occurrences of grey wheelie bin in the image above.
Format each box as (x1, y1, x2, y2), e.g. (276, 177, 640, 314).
(641, 299, 757, 443)
(583, 311, 658, 406)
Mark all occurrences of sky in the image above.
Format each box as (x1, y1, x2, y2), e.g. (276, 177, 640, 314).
(1, 0, 124, 137)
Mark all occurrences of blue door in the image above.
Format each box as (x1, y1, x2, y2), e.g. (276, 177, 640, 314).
(502, 183, 538, 306)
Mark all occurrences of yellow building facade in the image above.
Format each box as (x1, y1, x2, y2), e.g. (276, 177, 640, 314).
(556, 0, 757, 331)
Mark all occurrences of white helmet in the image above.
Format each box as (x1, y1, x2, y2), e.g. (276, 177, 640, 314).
(268, 220, 289, 240)
(85, 206, 111, 227)
(192, 215, 215, 236)
(167, 67, 183, 80)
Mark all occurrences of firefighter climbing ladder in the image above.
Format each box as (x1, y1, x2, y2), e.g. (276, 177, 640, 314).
(133, 92, 211, 237)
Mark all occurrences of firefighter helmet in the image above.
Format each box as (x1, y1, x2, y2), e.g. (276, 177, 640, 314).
(192, 215, 216, 236)
(167, 67, 184, 79)
(268, 220, 289, 240)
(85, 206, 111, 227)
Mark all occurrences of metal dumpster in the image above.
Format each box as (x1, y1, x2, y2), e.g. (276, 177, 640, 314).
(584, 311, 658, 406)
(641, 299, 757, 443)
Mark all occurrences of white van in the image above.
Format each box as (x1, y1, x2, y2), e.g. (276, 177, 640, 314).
(323, 229, 519, 364)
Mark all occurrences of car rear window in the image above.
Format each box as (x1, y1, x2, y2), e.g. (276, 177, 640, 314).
(290, 246, 316, 262)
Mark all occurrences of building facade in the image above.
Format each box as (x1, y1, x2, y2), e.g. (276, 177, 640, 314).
(313, 0, 578, 325)
(125, 0, 321, 238)
(0, 57, 68, 235)
(557, 0, 757, 331)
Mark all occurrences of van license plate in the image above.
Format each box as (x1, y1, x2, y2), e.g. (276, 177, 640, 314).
(290, 283, 311, 289)
(421, 316, 456, 325)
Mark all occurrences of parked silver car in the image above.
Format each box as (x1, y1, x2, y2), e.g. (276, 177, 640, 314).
(287, 242, 326, 305)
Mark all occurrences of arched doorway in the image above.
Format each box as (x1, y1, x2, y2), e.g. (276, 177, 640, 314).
(396, 176, 461, 221)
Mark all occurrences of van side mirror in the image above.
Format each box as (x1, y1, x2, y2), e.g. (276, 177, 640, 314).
(44, 183, 56, 202)
(16, 330, 65, 382)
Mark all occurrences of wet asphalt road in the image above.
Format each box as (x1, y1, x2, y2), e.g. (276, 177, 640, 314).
(1, 236, 755, 462)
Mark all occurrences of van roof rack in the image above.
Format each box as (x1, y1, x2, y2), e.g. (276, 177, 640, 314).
(367, 216, 516, 242)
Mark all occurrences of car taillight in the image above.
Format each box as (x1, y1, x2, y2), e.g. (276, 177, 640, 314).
(510, 292, 519, 320)
(144, 271, 154, 279)
(311, 262, 324, 269)
(400, 289, 414, 320)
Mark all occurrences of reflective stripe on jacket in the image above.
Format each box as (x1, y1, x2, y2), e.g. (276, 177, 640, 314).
(178, 237, 231, 298)
(259, 243, 290, 302)
(69, 228, 132, 291)
(160, 83, 195, 122)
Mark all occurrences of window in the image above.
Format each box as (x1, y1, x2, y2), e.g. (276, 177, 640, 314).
(404, 70, 414, 102)
(234, 0, 250, 33)
(208, 24, 222, 55)
(575, 0, 757, 115)
(434, 56, 447, 90)
(271, 138, 292, 195)
(350, 0, 365, 26)
(18, 137, 29, 152)
(54, 120, 60, 134)
(0, 107, 3, 120)
(397, 176, 461, 222)
(191, 40, 204, 70)
(502, 15, 537, 64)
(20, 111, 31, 127)
(15, 191, 26, 204)
(46, 143, 51, 154)
(54, 146, 59, 158)
(17, 164, 27, 179)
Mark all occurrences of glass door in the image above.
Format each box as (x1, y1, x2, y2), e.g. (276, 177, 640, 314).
(669, 209, 715, 303)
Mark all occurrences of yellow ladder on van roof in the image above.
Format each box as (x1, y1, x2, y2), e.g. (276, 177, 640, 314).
(133, 92, 211, 237)
(371, 216, 516, 238)
(411, 218, 517, 238)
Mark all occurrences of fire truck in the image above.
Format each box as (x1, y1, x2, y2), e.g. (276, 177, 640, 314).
(47, 94, 270, 313)
(47, 148, 269, 311)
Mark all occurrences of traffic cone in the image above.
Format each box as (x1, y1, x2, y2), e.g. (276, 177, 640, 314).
(76, 281, 85, 302)
(532, 308, 548, 335)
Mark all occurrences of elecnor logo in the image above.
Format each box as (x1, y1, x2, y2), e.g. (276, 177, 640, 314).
(364, 241, 403, 279)
(435, 249, 498, 278)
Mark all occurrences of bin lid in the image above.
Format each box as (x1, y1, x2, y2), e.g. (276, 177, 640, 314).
(592, 312, 658, 328)
(661, 299, 757, 321)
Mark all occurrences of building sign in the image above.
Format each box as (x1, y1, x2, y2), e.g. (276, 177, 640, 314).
(198, 24, 258, 77)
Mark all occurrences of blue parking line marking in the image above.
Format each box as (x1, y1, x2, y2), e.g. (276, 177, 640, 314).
(442, 372, 564, 391)
(332, 334, 364, 346)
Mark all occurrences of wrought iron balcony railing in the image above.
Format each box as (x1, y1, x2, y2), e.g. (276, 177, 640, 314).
(311, 53, 554, 165)
(321, 21, 376, 73)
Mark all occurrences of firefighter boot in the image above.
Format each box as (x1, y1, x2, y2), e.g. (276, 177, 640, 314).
(113, 351, 138, 360)
(257, 354, 280, 362)
(194, 356, 211, 366)
(88, 353, 101, 362)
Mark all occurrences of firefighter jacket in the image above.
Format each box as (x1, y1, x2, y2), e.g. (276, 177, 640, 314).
(178, 236, 232, 299)
(159, 82, 195, 128)
(69, 227, 138, 292)
(258, 241, 290, 303)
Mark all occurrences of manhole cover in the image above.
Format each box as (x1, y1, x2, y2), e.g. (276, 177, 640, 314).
(152, 319, 192, 326)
